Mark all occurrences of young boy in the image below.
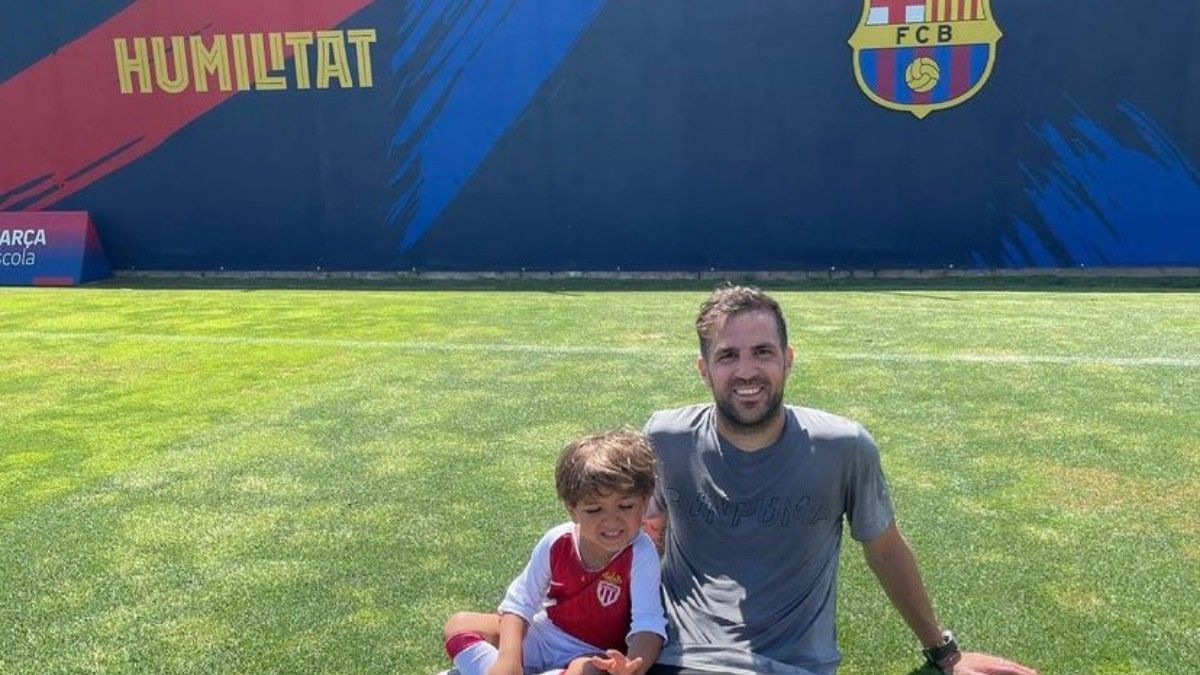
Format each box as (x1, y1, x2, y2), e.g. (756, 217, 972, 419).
(440, 430, 666, 675)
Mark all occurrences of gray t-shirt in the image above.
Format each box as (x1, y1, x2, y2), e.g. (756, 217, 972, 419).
(645, 404, 895, 674)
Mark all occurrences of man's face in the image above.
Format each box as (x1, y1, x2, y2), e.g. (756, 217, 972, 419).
(698, 310, 794, 432)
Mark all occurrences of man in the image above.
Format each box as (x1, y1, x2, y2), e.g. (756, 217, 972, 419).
(642, 286, 1036, 675)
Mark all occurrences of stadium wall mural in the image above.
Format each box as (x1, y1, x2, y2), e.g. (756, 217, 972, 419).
(1, 0, 1197, 271)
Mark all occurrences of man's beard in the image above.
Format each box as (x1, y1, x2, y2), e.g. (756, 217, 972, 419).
(714, 387, 785, 433)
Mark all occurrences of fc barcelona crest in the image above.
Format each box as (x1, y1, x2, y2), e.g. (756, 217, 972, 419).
(849, 0, 1002, 118)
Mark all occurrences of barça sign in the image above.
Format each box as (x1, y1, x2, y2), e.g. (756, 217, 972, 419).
(849, 0, 1002, 118)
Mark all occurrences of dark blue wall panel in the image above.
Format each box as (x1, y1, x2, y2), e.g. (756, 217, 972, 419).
(2, 0, 1197, 270)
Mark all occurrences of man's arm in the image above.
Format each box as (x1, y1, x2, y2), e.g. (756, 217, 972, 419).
(862, 520, 1038, 675)
(642, 511, 666, 555)
(861, 520, 943, 646)
(642, 485, 667, 554)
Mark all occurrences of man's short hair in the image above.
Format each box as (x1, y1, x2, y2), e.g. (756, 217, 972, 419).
(695, 285, 788, 358)
(555, 429, 656, 505)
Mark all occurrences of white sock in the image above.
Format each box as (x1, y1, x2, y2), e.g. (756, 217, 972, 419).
(451, 641, 499, 675)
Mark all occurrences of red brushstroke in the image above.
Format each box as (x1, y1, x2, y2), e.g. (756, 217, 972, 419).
(34, 277, 78, 286)
(876, 48, 897, 103)
(912, 46, 934, 105)
(951, 43, 972, 97)
(0, 0, 374, 211)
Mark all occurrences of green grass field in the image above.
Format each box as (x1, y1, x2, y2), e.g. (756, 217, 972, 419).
(1, 280, 1197, 674)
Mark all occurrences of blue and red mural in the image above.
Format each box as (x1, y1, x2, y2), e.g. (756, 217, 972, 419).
(1, 0, 1197, 271)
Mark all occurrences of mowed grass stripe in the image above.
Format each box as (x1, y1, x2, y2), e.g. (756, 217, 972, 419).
(3, 330, 1199, 368)
(2, 287, 1197, 674)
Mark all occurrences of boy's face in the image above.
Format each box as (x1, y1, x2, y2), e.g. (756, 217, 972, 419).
(567, 489, 649, 566)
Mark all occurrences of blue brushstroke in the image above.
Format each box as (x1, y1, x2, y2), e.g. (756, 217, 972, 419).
(969, 44, 987, 88)
(986, 101, 1200, 267)
(894, 47, 914, 105)
(930, 45, 951, 103)
(860, 50, 877, 93)
(386, 0, 608, 252)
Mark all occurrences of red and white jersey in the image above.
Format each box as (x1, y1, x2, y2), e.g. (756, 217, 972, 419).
(499, 522, 667, 652)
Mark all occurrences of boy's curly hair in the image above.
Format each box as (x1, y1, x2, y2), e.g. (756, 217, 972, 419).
(555, 429, 656, 505)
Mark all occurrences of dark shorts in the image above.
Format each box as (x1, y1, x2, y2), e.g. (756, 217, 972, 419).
(645, 666, 719, 675)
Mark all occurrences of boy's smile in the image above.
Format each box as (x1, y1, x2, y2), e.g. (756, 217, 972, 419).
(568, 490, 648, 570)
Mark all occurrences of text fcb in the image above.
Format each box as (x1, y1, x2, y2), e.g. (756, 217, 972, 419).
(848, 0, 1002, 118)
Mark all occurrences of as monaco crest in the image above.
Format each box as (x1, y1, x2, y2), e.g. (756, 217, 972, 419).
(596, 573, 622, 607)
(849, 0, 1002, 118)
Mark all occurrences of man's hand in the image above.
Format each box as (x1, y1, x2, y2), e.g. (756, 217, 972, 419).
(642, 511, 666, 554)
(589, 649, 645, 675)
(946, 651, 1038, 675)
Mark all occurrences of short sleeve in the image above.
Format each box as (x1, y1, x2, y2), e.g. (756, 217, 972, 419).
(497, 526, 560, 622)
(643, 412, 668, 515)
(846, 425, 895, 542)
(626, 533, 668, 643)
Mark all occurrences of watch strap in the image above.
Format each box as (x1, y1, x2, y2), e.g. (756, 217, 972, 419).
(922, 630, 961, 673)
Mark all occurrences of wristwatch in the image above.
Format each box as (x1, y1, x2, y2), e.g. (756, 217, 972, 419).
(922, 629, 961, 673)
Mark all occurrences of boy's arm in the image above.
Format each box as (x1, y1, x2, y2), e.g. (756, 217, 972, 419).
(598, 534, 668, 674)
(627, 631, 664, 672)
(583, 632, 663, 675)
(494, 527, 560, 673)
(490, 613, 528, 675)
(498, 526, 560, 619)
(583, 540, 666, 675)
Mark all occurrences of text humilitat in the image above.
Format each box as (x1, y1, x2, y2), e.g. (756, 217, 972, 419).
(113, 29, 378, 94)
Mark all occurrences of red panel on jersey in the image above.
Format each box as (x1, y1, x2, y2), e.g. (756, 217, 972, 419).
(546, 533, 634, 652)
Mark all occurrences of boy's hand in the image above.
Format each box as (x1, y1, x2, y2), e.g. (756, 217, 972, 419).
(589, 649, 645, 675)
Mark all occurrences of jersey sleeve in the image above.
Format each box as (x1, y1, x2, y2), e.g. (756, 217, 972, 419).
(626, 532, 668, 643)
(497, 525, 560, 622)
(846, 424, 896, 542)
